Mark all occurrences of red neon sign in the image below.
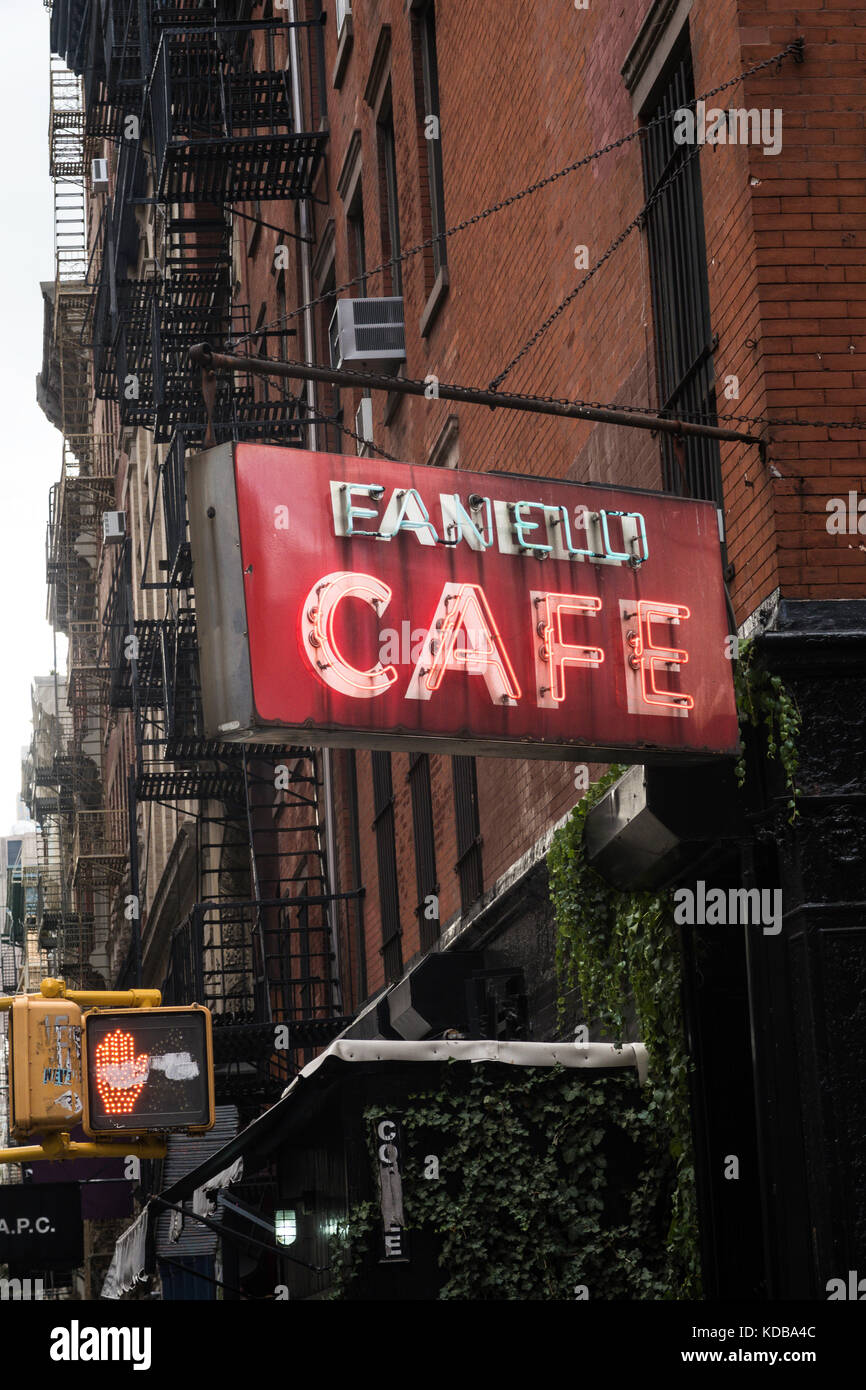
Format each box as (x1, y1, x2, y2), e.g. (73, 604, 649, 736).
(532, 591, 604, 708)
(190, 446, 739, 761)
(406, 582, 521, 705)
(300, 571, 398, 698)
(631, 600, 694, 711)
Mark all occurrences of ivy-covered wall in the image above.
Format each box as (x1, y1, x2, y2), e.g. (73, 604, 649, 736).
(330, 1061, 685, 1300)
(547, 766, 700, 1297)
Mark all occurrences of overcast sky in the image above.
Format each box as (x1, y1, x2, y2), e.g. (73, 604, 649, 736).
(0, 7, 66, 829)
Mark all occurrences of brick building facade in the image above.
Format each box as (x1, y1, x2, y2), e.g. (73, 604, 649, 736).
(24, 0, 866, 1300)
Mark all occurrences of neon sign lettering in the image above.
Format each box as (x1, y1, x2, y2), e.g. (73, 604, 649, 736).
(300, 572, 398, 698)
(510, 501, 552, 555)
(378, 488, 439, 545)
(330, 482, 647, 567)
(531, 592, 604, 709)
(218, 443, 742, 757)
(406, 583, 521, 705)
(298, 583, 692, 715)
(620, 600, 694, 714)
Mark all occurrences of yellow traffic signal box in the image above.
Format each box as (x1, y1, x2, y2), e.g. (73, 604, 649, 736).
(82, 1005, 215, 1138)
(9, 997, 83, 1139)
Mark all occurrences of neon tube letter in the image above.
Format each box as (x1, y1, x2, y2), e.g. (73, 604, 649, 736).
(406, 582, 521, 705)
(531, 592, 603, 709)
(300, 571, 397, 698)
(632, 600, 694, 710)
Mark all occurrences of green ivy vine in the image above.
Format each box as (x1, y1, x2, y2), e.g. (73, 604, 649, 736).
(330, 1063, 681, 1300)
(546, 764, 700, 1298)
(733, 636, 801, 821)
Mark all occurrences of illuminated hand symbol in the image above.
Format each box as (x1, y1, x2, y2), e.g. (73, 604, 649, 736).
(95, 1029, 150, 1115)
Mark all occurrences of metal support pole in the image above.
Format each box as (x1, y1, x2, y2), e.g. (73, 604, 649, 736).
(0, 978, 162, 1011)
(189, 343, 763, 449)
(0, 1131, 166, 1165)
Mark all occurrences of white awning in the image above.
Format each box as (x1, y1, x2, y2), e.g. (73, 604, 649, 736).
(280, 1038, 649, 1099)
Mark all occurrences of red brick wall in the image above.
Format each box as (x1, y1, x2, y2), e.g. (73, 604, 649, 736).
(241, 1, 865, 999)
(735, 0, 866, 602)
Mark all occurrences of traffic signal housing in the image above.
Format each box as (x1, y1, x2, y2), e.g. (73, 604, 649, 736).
(82, 1005, 214, 1138)
(8, 996, 83, 1139)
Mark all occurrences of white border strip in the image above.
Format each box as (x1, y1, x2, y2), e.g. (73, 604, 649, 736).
(282, 1038, 648, 1099)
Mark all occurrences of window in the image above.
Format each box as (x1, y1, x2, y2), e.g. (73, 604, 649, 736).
(641, 29, 722, 509)
(336, 0, 352, 38)
(333, 0, 355, 87)
(378, 83, 402, 297)
(371, 752, 402, 982)
(452, 756, 483, 911)
(315, 261, 342, 452)
(275, 269, 288, 362)
(408, 753, 439, 949)
(411, 1, 447, 296)
(427, 414, 459, 470)
(346, 181, 367, 296)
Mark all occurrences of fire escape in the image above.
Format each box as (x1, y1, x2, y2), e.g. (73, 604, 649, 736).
(24, 53, 120, 990)
(47, 1, 352, 1110)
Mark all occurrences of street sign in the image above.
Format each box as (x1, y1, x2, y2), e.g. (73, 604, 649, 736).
(0, 1182, 83, 1271)
(82, 1006, 214, 1137)
(188, 444, 739, 762)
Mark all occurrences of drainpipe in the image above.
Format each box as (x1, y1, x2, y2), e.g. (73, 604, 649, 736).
(287, 1, 318, 453)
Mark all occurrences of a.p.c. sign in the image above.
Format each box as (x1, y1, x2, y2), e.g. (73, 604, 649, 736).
(187, 444, 738, 762)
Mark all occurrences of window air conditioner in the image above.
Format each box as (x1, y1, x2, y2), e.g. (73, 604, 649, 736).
(336, 0, 353, 37)
(355, 397, 374, 455)
(102, 511, 126, 544)
(91, 158, 109, 193)
(329, 297, 406, 371)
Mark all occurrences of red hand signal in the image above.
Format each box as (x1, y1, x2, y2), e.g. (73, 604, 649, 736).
(95, 1029, 150, 1115)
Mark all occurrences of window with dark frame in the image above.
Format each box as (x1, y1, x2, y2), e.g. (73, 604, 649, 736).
(411, 0, 447, 291)
(315, 261, 342, 453)
(346, 181, 368, 296)
(377, 82, 403, 297)
(255, 302, 268, 406)
(641, 28, 723, 511)
(408, 752, 439, 950)
(371, 751, 403, 982)
(275, 269, 288, 362)
(452, 755, 483, 912)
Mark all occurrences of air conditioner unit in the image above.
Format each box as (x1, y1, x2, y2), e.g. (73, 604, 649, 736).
(91, 158, 109, 193)
(329, 297, 406, 371)
(355, 397, 373, 455)
(102, 511, 126, 544)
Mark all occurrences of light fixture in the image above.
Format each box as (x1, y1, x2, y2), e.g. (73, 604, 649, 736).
(274, 1209, 297, 1246)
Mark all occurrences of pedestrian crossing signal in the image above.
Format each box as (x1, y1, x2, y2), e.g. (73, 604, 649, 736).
(82, 1006, 214, 1137)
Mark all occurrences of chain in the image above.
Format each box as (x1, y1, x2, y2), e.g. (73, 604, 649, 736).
(230, 40, 804, 351)
(489, 145, 703, 391)
(293, 392, 403, 462)
(218, 354, 864, 433)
